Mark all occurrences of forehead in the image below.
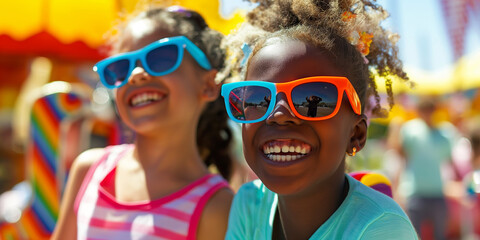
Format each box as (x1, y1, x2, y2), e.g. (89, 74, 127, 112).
(246, 39, 345, 83)
(118, 18, 176, 52)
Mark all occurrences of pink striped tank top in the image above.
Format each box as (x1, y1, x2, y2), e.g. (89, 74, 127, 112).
(74, 144, 230, 240)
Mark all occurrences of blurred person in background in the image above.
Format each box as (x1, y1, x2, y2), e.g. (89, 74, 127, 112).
(460, 127, 480, 238)
(396, 96, 458, 240)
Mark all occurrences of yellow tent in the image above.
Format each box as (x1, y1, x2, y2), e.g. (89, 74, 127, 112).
(375, 50, 480, 95)
(0, 0, 245, 54)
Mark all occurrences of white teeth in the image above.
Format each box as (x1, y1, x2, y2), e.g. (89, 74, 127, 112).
(274, 146, 281, 153)
(131, 92, 162, 106)
(263, 142, 311, 162)
(263, 146, 271, 154)
(295, 146, 301, 152)
(266, 154, 304, 162)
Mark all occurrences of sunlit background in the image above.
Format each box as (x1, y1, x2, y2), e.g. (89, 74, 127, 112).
(0, 0, 479, 239)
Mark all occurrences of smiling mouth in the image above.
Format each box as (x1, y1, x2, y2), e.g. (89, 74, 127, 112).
(129, 91, 165, 107)
(262, 139, 312, 162)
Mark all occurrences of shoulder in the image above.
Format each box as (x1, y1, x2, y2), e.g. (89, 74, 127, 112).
(347, 175, 406, 216)
(359, 212, 418, 239)
(438, 121, 459, 140)
(66, 148, 109, 201)
(68, 146, 122, 200)
(203, 187, 234, 216)
(400, 119, 424, 134)
(225, 180, 275, 240)
(201, 186, 234, 224)
(51, 147, 108, 240)
(236, 179, 273, 200)
(68, 147, 110, 188)
(196, 184, 234, 240)
(343, 176, 417, 238)
(230, 180, 276, 221)
(73, 144, 131, 172)
(73, 148, 106, 169)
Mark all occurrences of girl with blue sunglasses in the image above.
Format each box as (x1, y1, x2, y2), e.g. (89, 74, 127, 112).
(53, 5, 234, 240)
(219, 0, 418, 239)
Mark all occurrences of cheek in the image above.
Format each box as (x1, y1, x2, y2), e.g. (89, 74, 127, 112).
(241, 123, 259, 156)
(317, 120, 353, 154)
(112, 88, 129, 119)
(169, 72, 203, 98)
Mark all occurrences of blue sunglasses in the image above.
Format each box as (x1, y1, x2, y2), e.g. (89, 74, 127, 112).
(93, 36, 212, 89)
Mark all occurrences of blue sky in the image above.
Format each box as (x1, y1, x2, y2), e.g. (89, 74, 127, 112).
(378, 0, 480, 71)
(221, 0, 480, 72)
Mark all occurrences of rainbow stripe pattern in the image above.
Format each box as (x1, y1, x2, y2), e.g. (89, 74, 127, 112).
(349, 171, 393, 198)
(0, 85, 87, 240)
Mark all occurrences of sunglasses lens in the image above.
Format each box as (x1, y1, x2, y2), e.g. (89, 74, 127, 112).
(228, 86, 272, 122)
(104, 59, 130, 87)
(146, 45, 179, 73)
(291, 82, 338, 118)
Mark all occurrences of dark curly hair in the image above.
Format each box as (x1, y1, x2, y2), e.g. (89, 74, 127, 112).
(107, 5, 233, 180)
(218, 0, 411, 117)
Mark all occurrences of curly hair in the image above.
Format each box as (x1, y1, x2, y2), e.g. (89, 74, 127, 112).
(107, 5, 233, 180)
(218, 0, 411, 117)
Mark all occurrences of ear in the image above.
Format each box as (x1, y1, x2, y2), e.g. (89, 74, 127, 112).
(348, 114, 368, 154)
(200, 69, 220, 101)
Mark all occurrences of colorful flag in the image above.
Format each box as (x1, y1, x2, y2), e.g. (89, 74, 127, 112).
(441, 0, 479, 60)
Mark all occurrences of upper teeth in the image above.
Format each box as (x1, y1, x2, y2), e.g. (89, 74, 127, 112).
(263, 142, 311, 162)
(131, 92, 162, 106)
(263, 145, 309, 154)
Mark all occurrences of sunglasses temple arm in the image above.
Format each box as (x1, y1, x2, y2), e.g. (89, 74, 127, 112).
(346, 84, 362, 115)
(185, 42, 212, 70)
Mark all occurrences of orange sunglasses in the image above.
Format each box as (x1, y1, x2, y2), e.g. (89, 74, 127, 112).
(221, 76, 361, 123)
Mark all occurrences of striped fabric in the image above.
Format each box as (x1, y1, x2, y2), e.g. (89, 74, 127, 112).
(74, 144, 229, 240)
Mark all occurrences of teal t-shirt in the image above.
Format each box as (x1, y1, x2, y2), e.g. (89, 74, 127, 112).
(226, 174, 418, 239)
(400, 119, 455, 197)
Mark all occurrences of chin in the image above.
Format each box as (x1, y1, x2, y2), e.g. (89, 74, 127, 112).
(254, 171, 307, 196)
(128, 121, 162, 136)
(265, 182, 307, 196)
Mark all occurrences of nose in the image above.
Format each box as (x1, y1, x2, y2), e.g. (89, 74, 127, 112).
(265, 93, 303, 125)
(128, 60, 153, 85)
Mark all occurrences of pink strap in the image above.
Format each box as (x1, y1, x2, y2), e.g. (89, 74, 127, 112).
(186, 180, 230, 240)
(73, 145, 132, 213)
(73, 147, 113, 213)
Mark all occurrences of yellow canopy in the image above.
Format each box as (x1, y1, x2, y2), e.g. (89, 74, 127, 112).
(0, 0, 245, 48)
(375, 50, 480, 95)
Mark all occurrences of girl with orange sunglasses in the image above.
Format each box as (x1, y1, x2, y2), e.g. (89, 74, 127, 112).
(220, 0, 418, 239)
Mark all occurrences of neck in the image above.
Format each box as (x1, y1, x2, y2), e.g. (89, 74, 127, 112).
(276, 172, 348, 240)
(132, 126, 208, 178)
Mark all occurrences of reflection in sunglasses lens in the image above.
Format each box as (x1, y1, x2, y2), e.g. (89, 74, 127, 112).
(229, 86, 271, 121)
(292, 82, 338, 118)
(146, 45, 179, 73)
(105, 59, 130, 87)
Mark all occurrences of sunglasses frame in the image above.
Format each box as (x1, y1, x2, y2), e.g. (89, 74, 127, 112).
(93, 36, 212, 89)
(221, 76, 362, 123)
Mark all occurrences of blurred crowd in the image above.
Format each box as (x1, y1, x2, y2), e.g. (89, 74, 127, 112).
(348, 91, 480, 239)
